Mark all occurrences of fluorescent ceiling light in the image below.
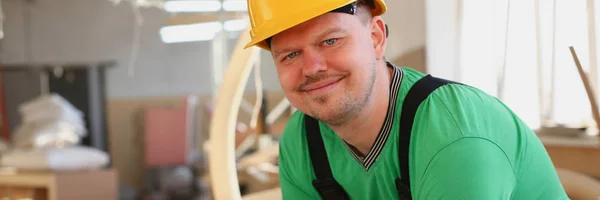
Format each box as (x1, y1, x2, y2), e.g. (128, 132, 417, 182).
(160, 22, 222, 43)
(224, 19, 249, 31)
(164, 0, 221, 12)
(223, 0, 247, 11)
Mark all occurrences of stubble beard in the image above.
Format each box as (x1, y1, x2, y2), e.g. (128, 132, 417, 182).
(306, 61, 377, 126)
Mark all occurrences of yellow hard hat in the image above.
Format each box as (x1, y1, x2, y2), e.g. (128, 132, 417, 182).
(244, 0, 387, 50)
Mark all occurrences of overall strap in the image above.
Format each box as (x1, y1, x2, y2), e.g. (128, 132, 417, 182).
(396, 74, 460, 200)
(305, 115, 350, 200)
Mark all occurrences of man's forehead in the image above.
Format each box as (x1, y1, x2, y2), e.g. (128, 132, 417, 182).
(270, 13, 357, 50)
(272, 27, 349, 56)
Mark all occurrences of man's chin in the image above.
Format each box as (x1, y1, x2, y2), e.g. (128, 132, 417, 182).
(310, 112, 346, 126)
(307, 104, 343, 124)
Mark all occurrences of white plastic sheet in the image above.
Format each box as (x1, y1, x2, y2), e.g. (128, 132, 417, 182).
(0, 145, 109, 171)
(12, 93, 86, 149)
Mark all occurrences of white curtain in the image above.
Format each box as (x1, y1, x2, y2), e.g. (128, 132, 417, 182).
(427, 0, 599, 130)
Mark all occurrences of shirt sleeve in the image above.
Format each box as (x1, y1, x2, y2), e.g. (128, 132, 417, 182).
(416, 137, 517, 200)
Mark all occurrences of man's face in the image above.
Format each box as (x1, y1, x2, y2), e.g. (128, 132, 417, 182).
(270, 11, 380, 125)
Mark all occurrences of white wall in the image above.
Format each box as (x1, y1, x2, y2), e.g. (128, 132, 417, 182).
(425, 0, 460, 80)
(0, 0, 282, 99)
(382, 0, 426, 69)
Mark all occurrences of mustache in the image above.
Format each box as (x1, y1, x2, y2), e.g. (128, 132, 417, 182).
(297, 73, 347, 91)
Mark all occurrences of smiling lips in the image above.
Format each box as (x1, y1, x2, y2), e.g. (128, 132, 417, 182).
(300, 76, 345, 94)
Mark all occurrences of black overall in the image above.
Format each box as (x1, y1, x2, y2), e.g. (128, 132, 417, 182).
(304, 74, 460, 200)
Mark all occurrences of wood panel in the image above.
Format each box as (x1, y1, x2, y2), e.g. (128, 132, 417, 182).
(545, 144, 600, 177)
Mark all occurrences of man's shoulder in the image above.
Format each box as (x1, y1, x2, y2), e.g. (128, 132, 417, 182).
(398, 67, 510, 127)
(277, 111, 320, 196)
(404, 70, 522, 147)
(397, 67, 503, 132)
(278, 110, 311, 165)
(279, 110, 307, 146)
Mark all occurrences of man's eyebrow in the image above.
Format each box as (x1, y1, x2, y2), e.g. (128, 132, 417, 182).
(272, 27, 347, 58)
(316, 27, 346, 41)
(273, 47, 299, 58)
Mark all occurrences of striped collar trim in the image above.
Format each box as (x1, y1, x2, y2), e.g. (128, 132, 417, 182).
(344, 63, 403, 170)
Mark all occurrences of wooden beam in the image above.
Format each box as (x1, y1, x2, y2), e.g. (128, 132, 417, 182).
(166, 12, 248, 26)
(570, 46, 600, 134)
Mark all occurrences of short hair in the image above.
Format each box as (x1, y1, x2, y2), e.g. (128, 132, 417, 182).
(356, 0, 375, 25)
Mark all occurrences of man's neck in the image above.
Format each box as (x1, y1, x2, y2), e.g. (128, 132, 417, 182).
(328, 63, 394, 156)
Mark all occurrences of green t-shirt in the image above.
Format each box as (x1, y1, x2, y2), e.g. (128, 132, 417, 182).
(278, 66, 569, 199)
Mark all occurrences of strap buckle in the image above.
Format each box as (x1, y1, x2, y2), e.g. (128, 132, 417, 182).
(395, 179, 412, 200)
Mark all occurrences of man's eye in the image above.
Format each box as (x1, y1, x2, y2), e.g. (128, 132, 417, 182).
(323, 38, 337, 46)
(285, 52, 298, 60)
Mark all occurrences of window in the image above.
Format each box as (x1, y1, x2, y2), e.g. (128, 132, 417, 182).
(455, 0, 599, 131)
(161, 0, 249, 43)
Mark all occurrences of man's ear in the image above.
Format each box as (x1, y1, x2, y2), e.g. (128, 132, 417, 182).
(370, 17, 387, 60)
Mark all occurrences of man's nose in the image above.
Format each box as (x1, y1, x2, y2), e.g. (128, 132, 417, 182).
(302, 50, 327, 77)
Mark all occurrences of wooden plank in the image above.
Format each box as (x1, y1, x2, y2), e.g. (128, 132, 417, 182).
(570, 46, 600, 135)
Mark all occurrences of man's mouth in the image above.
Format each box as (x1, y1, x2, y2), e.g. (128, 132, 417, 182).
(300, 76, 345, 93)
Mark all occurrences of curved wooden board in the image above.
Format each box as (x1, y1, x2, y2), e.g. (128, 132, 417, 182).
(209, 28, 260, 200)
(242, 187, 282, 200)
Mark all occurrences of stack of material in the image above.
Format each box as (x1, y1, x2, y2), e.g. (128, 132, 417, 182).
(0, 93, 108, 171)
(13, 94, 86, 149)
(0, 94, 117, 200)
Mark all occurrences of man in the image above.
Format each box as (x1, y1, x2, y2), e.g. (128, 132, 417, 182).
(244, 0, 569, 199)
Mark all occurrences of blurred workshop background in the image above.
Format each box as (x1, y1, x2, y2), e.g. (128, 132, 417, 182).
(0, 0, 599, 199)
